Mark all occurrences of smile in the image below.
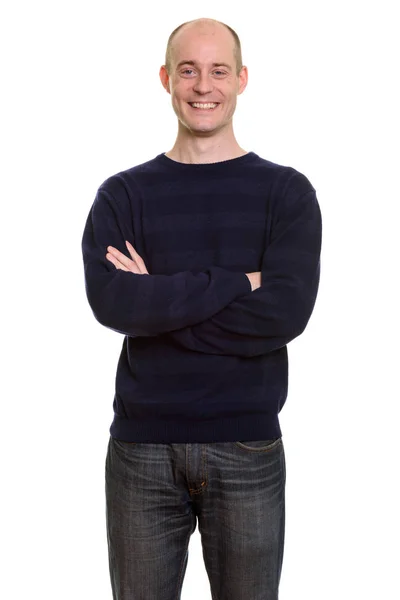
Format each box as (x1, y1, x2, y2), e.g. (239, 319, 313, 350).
(188, 102, 220, 111)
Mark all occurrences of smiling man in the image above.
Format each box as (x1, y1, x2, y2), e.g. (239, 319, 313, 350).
(81, 17, 322, 600)
(159, 19, 248, 164)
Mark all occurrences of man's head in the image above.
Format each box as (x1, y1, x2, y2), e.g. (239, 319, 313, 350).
(159, 18, 248, 138)
(165, 18, 243, 78)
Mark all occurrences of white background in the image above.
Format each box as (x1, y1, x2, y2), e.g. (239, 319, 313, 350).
(2, 1, 399, 598)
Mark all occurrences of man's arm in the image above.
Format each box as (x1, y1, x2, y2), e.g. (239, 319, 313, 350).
(162, 184, 322, 357)
(81, 187, 251, 337)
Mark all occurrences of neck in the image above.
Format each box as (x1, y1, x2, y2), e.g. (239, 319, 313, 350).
(165, 146, 248, 165)
(166, 126, 247, 164)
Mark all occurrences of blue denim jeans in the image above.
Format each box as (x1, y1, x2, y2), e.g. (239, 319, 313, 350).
(105, 435, 286, 600)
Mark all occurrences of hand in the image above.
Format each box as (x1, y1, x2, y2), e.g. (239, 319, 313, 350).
(245, 271, 261, 292)
(106, 241, 149, 274)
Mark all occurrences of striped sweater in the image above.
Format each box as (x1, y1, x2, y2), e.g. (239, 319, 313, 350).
(81, 151, 322, 443)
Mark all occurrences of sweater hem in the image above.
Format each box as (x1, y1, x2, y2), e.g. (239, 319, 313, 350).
(109, 413, 282, 444)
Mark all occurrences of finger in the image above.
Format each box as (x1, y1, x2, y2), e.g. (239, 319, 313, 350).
(125, 241, 148, 274)
(107, 246, 135, 270)
(125, 241, 142, 263)
(106, 247, 141, 274)
(106, 253, 129, 271)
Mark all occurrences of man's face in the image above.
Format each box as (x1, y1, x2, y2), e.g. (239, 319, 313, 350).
(161, 24, 248, 136)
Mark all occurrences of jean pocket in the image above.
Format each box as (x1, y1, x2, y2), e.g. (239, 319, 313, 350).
(234, 437, 282, 452)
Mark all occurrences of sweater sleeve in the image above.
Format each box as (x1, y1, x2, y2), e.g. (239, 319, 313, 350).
(81, 187, 251, 337)
(162, 175, 322, 357)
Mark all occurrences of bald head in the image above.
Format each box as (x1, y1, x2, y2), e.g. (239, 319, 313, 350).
(165, 18, 243, 77)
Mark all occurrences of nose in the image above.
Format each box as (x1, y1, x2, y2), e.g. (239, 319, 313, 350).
(192, 72, 213, 95)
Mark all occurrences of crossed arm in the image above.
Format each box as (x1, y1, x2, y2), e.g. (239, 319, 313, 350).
(104, 244, 267, 357)
(82, 188, 261, 338)
(106, 242, 262, 293)
(83, 176, 321, 357)
(104, 185, 321, 358)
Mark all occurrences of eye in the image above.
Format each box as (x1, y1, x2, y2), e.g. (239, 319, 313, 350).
(180, 69, 226, 76)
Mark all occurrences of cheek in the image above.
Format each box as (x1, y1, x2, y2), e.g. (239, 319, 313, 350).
(172, 89, 186, 105)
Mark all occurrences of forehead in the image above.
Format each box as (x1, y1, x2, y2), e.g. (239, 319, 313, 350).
(171, 25, 235, 61)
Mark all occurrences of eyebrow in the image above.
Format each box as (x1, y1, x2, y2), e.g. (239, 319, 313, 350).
(176, 60, 232, 71)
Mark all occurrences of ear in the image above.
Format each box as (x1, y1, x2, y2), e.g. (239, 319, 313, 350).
(237, 66, 248, 95)
(159, 65, 171, 94)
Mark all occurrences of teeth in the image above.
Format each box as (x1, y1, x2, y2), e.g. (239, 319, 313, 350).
(190, 103, 218, 109)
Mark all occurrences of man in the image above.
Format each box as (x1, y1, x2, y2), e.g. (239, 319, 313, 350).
(81, 17, 322, 600)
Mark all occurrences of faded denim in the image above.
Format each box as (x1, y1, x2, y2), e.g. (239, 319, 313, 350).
(105, 435, 286, 600)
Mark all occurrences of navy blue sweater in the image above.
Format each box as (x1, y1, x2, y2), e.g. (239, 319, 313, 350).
(81, 151, 322, 443)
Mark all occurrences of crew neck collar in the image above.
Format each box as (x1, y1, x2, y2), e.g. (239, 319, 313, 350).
(156, 151, 258, 169)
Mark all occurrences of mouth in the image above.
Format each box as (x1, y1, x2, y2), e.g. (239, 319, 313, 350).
(188, 102, 220, 112)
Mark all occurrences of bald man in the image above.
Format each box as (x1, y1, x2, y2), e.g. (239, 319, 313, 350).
(82, 16, 322, 600)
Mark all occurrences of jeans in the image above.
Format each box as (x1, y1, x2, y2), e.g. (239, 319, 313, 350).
(105, 435, 286, 600)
